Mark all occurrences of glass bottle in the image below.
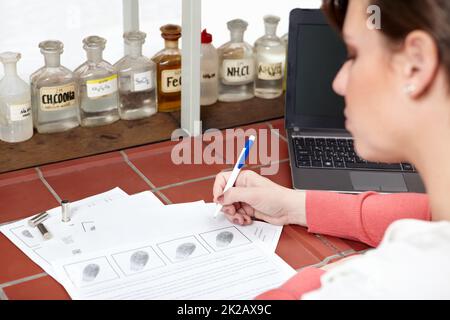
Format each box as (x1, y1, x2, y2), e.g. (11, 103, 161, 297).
(74, 36, 120, 127)
(0, 52, 33, 143)
(218, 19, 255, 102)
(281, 33, 288, 92)
(30, 40, 79, 134)
(152, 24, 182, 113)
(114, 31, 157, 120)
(254, 15, 286, 99)
(200, 29, 219, 106)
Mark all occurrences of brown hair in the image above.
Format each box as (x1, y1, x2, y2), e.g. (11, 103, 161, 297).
(322, 0, 450, 80)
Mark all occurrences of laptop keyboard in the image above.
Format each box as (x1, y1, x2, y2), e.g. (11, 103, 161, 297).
(293, 137, 416, 172)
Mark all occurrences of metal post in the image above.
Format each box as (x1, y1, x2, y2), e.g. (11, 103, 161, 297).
(181, 0, 202, 137)
(122, 0, 140, 55)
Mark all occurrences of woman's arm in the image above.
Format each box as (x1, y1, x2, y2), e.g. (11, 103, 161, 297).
(255, 267, 326, 300)
(305, 191, 431, 247)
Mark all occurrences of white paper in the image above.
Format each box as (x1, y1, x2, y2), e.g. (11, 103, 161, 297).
(51, 204, 295, 300)
(0, 188, 162, 278)
(202, 203, 282, 253)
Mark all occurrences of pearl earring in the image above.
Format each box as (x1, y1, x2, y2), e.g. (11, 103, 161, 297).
(404, 84, 416, 95)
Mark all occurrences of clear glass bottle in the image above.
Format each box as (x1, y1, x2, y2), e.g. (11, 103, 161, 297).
(152, 24, 182, 113)
(281, 33, 288, 92)
(114, 31, 157, 120)
(218, 19, 255, 102)
(200, 29, 219, 106)
(30, 40, 79, 134)
(74, 36, 120, 127)
(0, 52, 33, 143)
(254, 15, 286, 99)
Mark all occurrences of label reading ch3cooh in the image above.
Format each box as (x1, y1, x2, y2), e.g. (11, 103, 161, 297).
(40, 83, 77, 112)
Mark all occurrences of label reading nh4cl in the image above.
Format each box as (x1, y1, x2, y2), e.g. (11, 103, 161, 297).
(8, 102, 32, 122)
(87, 74, 118, 99)
(133, 71, 154, 92)
(222, 59, 255, 85)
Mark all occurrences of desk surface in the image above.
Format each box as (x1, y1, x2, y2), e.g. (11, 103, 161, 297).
(0, 118, 369, 300)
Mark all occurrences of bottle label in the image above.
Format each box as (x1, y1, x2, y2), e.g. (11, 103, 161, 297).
(222, 59, 254, 84)
(201, 71, 217, 83)
(133, 71, 154, 92)
(86, 74, 118, 99)
(8, 102, 32, 122)
(40, 84, 77, 112)
(258, 62, 283, 80)
(161, 69, 182, 93)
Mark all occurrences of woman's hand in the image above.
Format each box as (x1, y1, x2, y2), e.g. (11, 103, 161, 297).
(212, 170, 307, 227)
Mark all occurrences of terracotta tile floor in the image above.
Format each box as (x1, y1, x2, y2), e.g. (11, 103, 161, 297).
(0, 118, 370, 300)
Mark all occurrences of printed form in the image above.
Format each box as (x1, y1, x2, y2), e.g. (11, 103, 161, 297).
(1, 188, 287, 299)
(50, 202, 294, 300)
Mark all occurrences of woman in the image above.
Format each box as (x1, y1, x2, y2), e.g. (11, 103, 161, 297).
(213, 0, 450, 299)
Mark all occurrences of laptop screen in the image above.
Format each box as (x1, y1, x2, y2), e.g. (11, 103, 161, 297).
(286, 12, 348, 130)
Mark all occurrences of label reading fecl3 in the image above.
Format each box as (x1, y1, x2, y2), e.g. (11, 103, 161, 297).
(161, 69, 182, 94)
(222, 59, 255, 85)
(133, 71, 154, 92)
(8, 102, 31, 122)
(87, 74, 118, 99)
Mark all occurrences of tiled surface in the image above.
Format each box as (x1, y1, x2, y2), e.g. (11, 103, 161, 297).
(3, 276, 70, 300)
(215, 123, 289, 167)
(0, 234, 44, 284)
(159, 178, 216, 204)
(268, 118, 287, 139)
(40, 152, 150, 201)
(0, 168, 59, 224)
(125, 139, 231, 188)
(0, 118, 370, 300)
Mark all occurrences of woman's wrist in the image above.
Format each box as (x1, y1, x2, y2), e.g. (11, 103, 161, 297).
(283, 188, 308, 227)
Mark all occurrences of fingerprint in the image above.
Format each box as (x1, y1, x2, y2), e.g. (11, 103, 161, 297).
(175, 242, 196, 260)
(82, 264, 100, 282)
(130, 251, 149, 271)
(22, 230, 34, 238)
(216, 231, 234, 248)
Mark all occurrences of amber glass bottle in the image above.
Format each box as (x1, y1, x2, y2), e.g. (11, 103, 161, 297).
(152, 25, 182, 113)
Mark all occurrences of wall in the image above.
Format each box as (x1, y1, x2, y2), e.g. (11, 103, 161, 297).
(0, 0, 321, 81)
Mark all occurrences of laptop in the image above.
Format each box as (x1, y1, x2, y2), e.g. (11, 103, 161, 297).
(285, 8, 425, 193)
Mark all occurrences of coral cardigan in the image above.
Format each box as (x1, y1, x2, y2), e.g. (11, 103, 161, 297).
(256, 191, 431, 300)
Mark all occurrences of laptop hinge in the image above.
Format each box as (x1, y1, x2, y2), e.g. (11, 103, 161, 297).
(289, 128, 352, 138)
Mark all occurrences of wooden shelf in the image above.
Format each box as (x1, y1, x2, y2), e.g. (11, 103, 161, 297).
(0, 95, 285, 173)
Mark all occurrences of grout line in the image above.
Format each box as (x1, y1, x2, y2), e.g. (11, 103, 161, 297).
(35, 167, 62, 203)
(246, 159, 290, 171)
(120, 151, 172, 204)
(267, 122, 288, 143)
(0, 272, 47, 289)
(0, 288, 8, 300)
(153, 174, 218, 192)
(152, 159, 290, 192)
(296, 249, 357, 272)
(314, 234, 343, 255)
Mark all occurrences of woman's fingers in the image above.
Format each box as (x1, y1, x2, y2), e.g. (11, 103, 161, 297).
(212, 172, 232, 203)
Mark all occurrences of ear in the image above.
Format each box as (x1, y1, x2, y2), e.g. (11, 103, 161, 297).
(401, 30, 440, 98)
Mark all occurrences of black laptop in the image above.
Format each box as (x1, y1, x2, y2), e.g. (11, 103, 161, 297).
(285, 9, 425, 193)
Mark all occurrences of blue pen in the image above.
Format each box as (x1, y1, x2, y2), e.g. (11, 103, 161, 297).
(214, 135, 256, 218)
